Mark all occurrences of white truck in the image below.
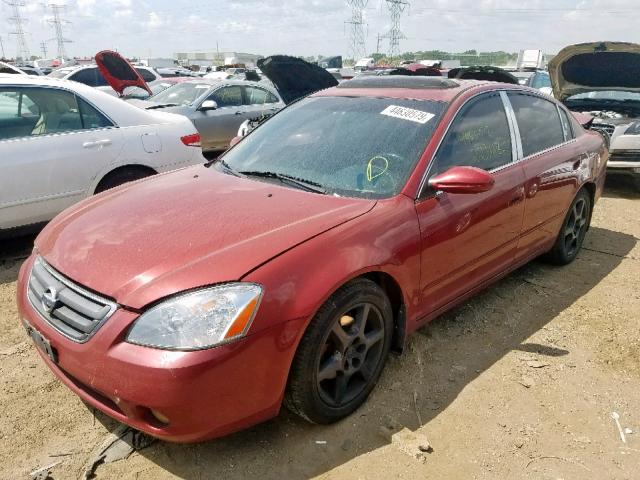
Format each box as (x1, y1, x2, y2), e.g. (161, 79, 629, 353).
(517, 49, 546, 70)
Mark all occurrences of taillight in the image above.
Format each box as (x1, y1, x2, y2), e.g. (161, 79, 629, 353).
(181, 133, 201, 147)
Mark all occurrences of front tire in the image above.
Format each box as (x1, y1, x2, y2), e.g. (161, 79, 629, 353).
(285, 279, 393, 424)
(545, 188, 591, 265)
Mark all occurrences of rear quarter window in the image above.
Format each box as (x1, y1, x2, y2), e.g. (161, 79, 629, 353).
(508, 93, 565, 157)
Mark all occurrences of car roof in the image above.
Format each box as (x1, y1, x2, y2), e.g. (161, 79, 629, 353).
(313, 76, 505, 103)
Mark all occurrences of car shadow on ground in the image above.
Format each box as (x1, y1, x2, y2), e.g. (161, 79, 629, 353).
(0, 233, 36, 285)
(603, 174, 640, 199)
(85, 224, 636, 479)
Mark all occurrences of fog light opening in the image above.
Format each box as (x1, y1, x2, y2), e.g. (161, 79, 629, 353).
(150, 409, 170, 426)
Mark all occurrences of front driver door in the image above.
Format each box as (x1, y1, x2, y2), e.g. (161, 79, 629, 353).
(414, 91, 527, 319)
(193, 85, 247, 151)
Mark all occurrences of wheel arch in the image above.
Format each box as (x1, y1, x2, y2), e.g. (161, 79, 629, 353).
(94, 164, 157, 194)
(580, 181, 596, 230)
(359, 271, 407, 353)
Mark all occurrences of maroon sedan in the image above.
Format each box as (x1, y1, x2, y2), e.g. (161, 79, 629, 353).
(17, 76, 607, 442)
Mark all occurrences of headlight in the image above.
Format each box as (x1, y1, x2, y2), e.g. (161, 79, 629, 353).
(625, 122, 640, 135)
(126, 283, 263, 351)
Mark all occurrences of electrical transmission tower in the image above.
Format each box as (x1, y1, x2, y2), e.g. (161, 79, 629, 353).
(345, 0, 368, 61)
(40, 41, 47, 58)
(4, 0, 30, 61)
(383, 0, 409, 61)
(48, 3, 71, 60)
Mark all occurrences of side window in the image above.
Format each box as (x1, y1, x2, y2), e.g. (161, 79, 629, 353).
(78, 97, 113, 129)
(430, 93, 512, 176)
(0, 89, 42, 140)
(69, 68, 98, 87)
(136, 68, 156, 83)
(508, 93, 565, 157)
(208, 86, 243, 108)
(245, 86, 278, 105)
(30, 88, 83, 135)
(558, 107, 574, 141)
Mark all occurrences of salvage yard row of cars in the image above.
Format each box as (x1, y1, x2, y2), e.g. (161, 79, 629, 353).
(1, 40, 635, 443)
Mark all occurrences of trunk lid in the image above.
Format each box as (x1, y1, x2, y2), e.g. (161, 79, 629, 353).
(95, 50, 152, 97)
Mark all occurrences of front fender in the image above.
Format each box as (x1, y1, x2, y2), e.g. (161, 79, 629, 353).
(242, 195, 422, 339)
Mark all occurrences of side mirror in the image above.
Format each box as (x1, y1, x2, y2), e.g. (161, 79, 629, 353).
(199, 100, 218, 111)
(428, 166, 495, 194)
(229, 135, 243, 148)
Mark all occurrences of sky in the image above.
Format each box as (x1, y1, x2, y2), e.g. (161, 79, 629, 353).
(1, 0, 639, 60)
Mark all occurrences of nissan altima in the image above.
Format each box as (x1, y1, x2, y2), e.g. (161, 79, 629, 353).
(17, 76, 607, 442)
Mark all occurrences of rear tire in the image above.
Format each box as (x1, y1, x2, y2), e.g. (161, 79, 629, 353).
(544, 188, 591, 265)
(95, 167, 155, 193)
(284, 278, 393, 424)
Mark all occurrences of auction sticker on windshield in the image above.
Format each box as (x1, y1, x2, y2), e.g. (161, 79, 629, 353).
(381, 105, 435, 124)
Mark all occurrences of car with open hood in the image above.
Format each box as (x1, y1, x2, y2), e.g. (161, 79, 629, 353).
(17, 75, 606, 442)
(549, 41, 640, 189)
(0, 74, 205, 234)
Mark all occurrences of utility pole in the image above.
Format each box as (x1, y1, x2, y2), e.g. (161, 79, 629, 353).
(0, 36, 5, 59)
(4, 0, 30, 61)
(40, 41, 47, 59)
(345, 0, 368, 62)
(376, 33, 382, 55)
(382, 0, 409, 62)
(48, 3, 72, 61)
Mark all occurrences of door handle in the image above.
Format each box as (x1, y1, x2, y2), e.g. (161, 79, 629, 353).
(83, 139, 112, 149)
(234, 111, 243, 115)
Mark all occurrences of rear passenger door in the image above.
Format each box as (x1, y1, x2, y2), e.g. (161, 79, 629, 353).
(0, 86, 122, 229)
(243, 85, 283, 121)
(193, 85, 246, 151)
(506, 92, 583, 257)
(415, 92, 527, 317)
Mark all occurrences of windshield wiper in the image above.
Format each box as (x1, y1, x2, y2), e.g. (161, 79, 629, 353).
(216, 159, 242, 177)
(239, 170, 327, 194)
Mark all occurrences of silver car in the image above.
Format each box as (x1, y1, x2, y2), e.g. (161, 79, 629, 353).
(133, 79, 284, 152)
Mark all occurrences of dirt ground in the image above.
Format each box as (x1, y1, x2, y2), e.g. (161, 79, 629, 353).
(1, 177, 638, 480)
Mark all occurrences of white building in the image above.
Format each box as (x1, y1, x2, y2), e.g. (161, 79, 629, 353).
(174, 51, 264, 68)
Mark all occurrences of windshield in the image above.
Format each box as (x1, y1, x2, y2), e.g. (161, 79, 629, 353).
(218, 96, 445, 199)
(531, 73, 550, 89)
(566, 91, 640, 102)
(151, 82, 211, 105)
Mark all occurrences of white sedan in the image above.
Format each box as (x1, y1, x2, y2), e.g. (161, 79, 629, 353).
(0, 74, 205, 233)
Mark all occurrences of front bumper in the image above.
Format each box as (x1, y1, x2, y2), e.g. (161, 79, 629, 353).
(17, 255, 304, 442)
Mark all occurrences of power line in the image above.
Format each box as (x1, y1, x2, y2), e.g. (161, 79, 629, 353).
(48, 3, 72, 60)
(4, 0, 30, 61)
(345, 0, 368, 61)
(382, 0, 409, 61)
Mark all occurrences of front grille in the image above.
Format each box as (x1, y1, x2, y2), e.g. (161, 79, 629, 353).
(609, 150, 640, 163)
(27, 256, 117, 342)
(592, 123, 616, 137)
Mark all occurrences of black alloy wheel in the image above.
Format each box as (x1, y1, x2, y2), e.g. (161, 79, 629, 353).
(285, 279, 393, 424)
(545, 188, 591, 265)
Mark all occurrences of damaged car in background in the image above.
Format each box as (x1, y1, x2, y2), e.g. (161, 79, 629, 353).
(550, 41, 640, 190)
(95, 50, 287, 154)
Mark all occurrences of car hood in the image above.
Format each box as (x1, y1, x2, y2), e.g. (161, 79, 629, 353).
(35, 165, 375, 309)
(257, 55, 338, 105)
(95, 50, 152, 96)
(549, 42, 640, 101)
